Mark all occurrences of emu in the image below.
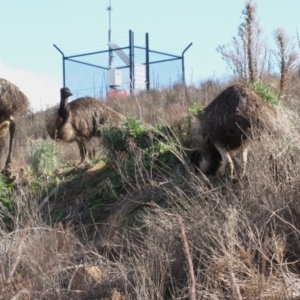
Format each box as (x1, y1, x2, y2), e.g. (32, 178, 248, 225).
(46, 87, 125, 164)
(0, 79, 30, 171)
(191, 84, 277, 178)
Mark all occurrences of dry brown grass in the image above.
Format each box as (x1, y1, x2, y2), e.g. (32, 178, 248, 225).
(2, 76, 300, 298)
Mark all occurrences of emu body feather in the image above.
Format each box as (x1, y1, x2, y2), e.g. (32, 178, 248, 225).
(191, 84, 277, 177)
(46, 88, 124, 163)
(0, 78, 30, 170)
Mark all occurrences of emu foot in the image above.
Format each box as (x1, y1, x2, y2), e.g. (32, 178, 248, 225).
(216, 166, 239, 181)
(1, 165, 30, 184)
(1, 163, 17, 180)
(76, 160, 87, 167)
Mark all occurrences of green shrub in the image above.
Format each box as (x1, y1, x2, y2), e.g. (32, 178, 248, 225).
(102, 117, 152, 155)
(188, 102, 205, 115)
(249, 81, 279, 107)
(0, 175, 13, 210)
(102, 117, 184, 179)
(28, 139, 60, 178)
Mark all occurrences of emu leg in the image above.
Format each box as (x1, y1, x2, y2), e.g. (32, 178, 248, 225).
(88, 148, 96, 160)
(76, 141, 87, 164)
(0, 121, 9, 166)
(215, 146, 234, 178)
(5, 118, 16, 168)
(86, 140, 96, 161)
(241, 147, 249, 178)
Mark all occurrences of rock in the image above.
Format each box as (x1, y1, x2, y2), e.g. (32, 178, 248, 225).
(69, 265, 102, 290)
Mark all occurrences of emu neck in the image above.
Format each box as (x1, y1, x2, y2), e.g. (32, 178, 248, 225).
(58, 96, 70, 121)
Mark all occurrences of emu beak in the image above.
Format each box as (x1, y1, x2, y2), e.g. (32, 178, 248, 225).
(61, 88, 73, 98)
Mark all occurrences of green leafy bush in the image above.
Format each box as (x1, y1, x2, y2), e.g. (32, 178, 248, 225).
(102, 117, 184, 176)
(249, 81, 279, 107)
(102, 117, 152, 155)
(188, 102, 205, 115)
(0, 175, 13, 210)
(28, 139, 60, 178)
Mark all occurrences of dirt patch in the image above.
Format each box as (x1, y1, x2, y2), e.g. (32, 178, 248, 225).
(84, 161, 106, 178)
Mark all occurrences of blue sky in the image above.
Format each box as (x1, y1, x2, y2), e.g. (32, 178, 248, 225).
(1, 0, 299, 110)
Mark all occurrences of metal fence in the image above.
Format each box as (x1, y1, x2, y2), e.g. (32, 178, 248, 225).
(54, 30, 192, 99)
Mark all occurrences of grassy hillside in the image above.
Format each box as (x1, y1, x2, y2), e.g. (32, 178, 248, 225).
(1, 78, 300, 299)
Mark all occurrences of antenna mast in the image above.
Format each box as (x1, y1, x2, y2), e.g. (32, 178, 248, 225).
(107, 0, 113, 68)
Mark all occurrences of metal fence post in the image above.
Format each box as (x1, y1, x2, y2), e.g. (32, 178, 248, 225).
(53, 44, 66, 87)
(145, 32, 150, 90)
(181, 43, 193, 84)
(129, 30, 135, 95)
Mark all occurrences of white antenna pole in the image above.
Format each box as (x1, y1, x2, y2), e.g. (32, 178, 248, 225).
(107, 0, 113, 68)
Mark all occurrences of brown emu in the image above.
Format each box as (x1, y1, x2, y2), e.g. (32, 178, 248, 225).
(191, 84, 277, 177)
(0, 79, 30, 170)
(46, 87, 125, 163)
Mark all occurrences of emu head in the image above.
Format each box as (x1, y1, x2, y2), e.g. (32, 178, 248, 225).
(191, 134, 222, 176)
(190, 150, 202, 174)
(60, 87, 73, 99)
